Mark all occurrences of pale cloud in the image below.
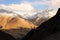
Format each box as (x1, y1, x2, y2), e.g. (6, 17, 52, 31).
(0, 3, 34, 12)
(0, 0, 60, 9)
(0, 3, 36, 19)
(51, 0, 60, 7)
(22, 0, 50, 5)
(21, 0, 60, 9)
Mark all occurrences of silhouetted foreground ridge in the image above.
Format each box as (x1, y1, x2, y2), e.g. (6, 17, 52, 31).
(22, 8, 60, 40)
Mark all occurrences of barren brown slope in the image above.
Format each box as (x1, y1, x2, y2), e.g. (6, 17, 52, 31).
(0, 13, 37, 30)
(0, 13, 37, 39)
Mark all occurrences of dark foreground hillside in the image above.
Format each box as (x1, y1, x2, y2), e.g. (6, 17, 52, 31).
(0, 30, 16, 40)
(22, 8, 60, 40)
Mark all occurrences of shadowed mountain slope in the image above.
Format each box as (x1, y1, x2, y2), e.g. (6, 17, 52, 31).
(0, 30, 16, 40)
(22, 8, 60, 40)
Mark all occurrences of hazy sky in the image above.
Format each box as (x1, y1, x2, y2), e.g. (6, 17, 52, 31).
(0, 0, 60, 10)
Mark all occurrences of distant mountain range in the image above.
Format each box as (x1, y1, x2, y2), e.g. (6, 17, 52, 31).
(0, 8, 56, 26)
(0, 8, 57, 39)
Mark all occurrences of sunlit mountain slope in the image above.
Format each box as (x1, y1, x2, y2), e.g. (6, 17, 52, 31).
(0, 13, 37, 30)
